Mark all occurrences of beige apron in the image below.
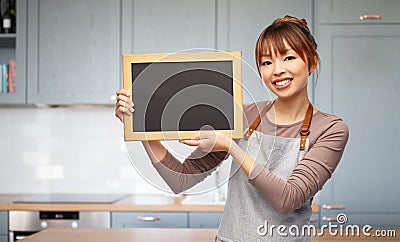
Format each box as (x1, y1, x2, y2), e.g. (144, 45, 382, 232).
(217, 102, 314, 242)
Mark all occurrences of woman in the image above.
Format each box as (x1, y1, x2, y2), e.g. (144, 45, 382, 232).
(115, 15, 349, 241)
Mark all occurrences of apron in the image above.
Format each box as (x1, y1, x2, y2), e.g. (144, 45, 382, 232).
(216, 102, 314, 242)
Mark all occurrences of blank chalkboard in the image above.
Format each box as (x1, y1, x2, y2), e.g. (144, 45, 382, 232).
(122, 52, 243, 141)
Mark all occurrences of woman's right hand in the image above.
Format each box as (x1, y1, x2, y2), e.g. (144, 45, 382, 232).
(115, 89, 134, 122)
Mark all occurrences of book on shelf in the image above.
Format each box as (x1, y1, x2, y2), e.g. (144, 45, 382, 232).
(1, 63, 7, 93)
(0, 60, 16, 94)
(8, 59, 16, 93)
(0, 65, 2, 92)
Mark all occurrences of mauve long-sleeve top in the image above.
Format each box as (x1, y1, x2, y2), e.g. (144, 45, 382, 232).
(152, 101, 349, 214)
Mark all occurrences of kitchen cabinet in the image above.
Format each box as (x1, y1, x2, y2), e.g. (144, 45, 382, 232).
(315, 0, 400, 229)
(0, 211, 7, 242)
(121, 0, 216, 54)
(216, 0, 312, 103)
(188, 212, 222, 228)
(0, 0, 27, 104)
(111, 212, 187, 228)
(26, 0, 120, 105)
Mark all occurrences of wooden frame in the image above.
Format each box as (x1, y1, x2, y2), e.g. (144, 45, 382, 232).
(122, 51, 243, 141)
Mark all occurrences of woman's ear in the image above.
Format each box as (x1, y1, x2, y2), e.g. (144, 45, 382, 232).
(308, 55, 318, 74)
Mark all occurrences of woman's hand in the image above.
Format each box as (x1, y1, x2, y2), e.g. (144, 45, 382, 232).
(115, 89, 134, 122)
(180, 131, 232, 153)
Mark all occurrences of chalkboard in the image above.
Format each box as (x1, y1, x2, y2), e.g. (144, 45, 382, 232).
(122, 52, 243, 141)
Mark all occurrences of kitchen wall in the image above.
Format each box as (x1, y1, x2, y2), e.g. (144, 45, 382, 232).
(0, 106, 229, 198)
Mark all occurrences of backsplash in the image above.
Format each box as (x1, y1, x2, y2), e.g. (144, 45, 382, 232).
(0, 106, 228, 197)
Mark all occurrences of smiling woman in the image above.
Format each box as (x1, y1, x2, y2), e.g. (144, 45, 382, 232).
(115, 15, 349, 242)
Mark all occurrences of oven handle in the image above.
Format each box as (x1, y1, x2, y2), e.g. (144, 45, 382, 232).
(137, 216, 161, 221)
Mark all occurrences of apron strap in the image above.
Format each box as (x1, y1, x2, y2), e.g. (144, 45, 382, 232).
(244, 101, 314, 151)
(244, 102, 273, 139)
(299, 103, 314, 151)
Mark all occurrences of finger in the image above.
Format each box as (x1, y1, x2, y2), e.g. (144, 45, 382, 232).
(117, 106, 132, 116)
(116, 89, 130, 97)
(180, 140, 201, 146)
(118, 100, 134, 113)
(190, 135, 201, 140)
(117, 95, 134, 108)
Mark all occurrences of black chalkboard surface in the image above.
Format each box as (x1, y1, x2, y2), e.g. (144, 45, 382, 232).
(122, 52, 243, 141)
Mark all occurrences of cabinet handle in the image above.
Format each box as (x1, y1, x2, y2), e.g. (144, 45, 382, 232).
(360, 14, 382, 20)
(322, 204, 346, 210)
(137, 216, 161, 221)
(322, 217, 338, 222)
(310, 218, 318, 223)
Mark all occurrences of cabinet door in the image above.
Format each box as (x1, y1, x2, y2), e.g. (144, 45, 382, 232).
(27, 0, 120, 104)
(111, 212, 188, 228)
(315, 25, 400, 216)
(188, 212, 222, 228)
(121, 0, 216, 54)
(0, 0, 27, 104)
(318, 0, 400, 24)
(0, 211, 7, 235)
(217, 0, 312, 103)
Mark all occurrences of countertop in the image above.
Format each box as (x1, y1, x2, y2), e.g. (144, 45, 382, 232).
(0, 194, 320, 213)
(20, 228, 400, 242)
(0, 194, 223, 212)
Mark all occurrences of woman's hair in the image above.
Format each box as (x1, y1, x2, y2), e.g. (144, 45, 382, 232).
(255, 15, 320, 77)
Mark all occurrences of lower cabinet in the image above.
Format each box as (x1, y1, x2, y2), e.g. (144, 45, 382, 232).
(188, 212, 222, 228)
(0, 211, 8, 242)
(111, 212, 187, 228)
(111, 212, 223, 229)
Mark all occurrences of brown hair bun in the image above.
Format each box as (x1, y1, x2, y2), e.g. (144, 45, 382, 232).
(273, 15, 312, 35)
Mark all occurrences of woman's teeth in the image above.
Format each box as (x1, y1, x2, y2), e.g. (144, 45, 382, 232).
(275, 79, 292, 86)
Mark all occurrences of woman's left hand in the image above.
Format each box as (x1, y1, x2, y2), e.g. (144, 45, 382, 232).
(180, 131, 232, 153)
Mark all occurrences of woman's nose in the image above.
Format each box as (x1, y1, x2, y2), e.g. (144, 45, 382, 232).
(273, 61, 286, 76)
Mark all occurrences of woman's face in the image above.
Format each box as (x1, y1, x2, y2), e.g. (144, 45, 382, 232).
(259, 41, 312, 101)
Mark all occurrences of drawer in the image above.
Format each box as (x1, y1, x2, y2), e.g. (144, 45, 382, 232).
(0, 211, 7, 235)
(188, 212, 222, 228)
(111, 212, 187, 228)
(321, 213, 400, 230)
(319, 0, 400, 24)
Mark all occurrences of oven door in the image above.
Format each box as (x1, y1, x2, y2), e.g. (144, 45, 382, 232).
(8, 211, 110, 242)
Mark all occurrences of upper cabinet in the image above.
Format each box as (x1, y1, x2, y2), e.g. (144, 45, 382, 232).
(27, 0, 121, 105)
(0, 0, 27, 104)
(121, 0, 216, 54)
(319, 0, 400, 24)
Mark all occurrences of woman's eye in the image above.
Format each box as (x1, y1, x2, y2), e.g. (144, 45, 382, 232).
(285, 56, 296, 61)
(261, 60, 272, 66)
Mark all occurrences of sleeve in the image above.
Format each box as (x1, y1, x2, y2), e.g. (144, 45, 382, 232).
(152, 148, 228, 194)
(248, 120, 349, 214)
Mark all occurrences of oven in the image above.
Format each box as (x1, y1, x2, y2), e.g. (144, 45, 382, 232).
(8, 211, 110, 242)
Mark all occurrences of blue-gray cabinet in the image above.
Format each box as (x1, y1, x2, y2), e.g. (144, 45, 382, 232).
(112, 212, 224, 229)
(0, 211, 8, 242)
(121, 0, 216, 54)
(188, 212, 222, 228)
(315, 0, 400, 229)
(27, 0, 121, 105)
(0, 0, 27, 104)
(111, 212, 187, 228)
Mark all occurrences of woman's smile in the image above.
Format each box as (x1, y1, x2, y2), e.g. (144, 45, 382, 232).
(272, 77, 293, 89)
